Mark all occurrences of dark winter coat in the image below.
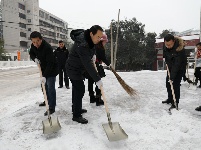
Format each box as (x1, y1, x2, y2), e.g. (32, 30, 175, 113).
(163, 37, 186, 80)
(29, 40, 58, 77)
(54, 46, 69, 68)
(65, 29, 101, 82)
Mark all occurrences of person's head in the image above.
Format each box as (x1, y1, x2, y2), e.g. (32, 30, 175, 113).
(196, 42, 201, 51)
(89, 25, 104, 44)
(100, 34, 108, 46)
(164, 34, 175, 49)
(30, 31, 42, 48)
(58, 40, 64, 49)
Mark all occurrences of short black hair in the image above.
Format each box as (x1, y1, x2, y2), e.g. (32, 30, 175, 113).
(196, 42, 201, 46)
(89, 25, 103, 35)
(30, 31, 42, 39)
(164, 34, 174, 42)
(59, 40, 63, 43)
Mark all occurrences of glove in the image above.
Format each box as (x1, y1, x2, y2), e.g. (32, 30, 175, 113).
(92, 55, 96, 62)
(103, 64, 111, 69)
(96, 80, 103, 89)
(40, 77, 46, 84)
(34, 58, 40, 64)
(168, 80, 173, 84)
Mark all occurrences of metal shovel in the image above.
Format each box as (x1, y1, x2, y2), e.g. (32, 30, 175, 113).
(100, 86, 128, 141)
(38, 64, 61, 134)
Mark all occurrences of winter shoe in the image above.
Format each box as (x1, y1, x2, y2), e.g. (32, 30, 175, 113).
(44, 108, 55, 116)
(169, 103, 178, 110)
(58, 86, 63, 88)
(195, 106, 201, 111)
(187, 78, 193, 84)
(39, 101, 45, 107)
(96, 97, 104, 106)
(81, 109, 87, 114)
(66, 86, 70, 89)
(193, 79, 198, 85)
(162, 99, 171, 104)
(197, 85, 201, 88)
(72, 116, 88, 124)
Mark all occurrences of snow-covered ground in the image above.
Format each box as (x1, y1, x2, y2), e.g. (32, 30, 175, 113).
(0, 66, 201, 150)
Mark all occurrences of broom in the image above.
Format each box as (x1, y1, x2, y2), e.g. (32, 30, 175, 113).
(110, 66, 137, 97)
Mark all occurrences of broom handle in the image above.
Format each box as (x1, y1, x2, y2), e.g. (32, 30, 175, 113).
(37, 64, 50, 116)
(166, 64, 178, 110)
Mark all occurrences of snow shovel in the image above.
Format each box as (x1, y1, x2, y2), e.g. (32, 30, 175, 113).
(37, 64, 61, 134)
(100, 86, 128, 141)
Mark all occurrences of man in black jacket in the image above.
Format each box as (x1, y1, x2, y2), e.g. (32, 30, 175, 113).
(29, 31, 58, 116)
(162, 34, 186, 109)
(54, 40, 69, 89)
(66, 25, 104, 124)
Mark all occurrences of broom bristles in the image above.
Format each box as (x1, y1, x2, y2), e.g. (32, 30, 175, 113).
(110, 67, 137, 97)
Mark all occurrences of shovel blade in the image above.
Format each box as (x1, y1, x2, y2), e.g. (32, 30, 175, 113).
(42, 116, 61, 134)
(102, 122, 128, 141)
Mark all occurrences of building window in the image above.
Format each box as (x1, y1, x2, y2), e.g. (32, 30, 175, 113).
(27, 10, 30, 13)
(19, 23, 26, 29)
(18, 3, 25, 10)
(27, 19, 31, 23)
(20, 41, 27, 47)
(28, 28, 31, 31)
(39, 10, 44, 18)
(20, 32, 26, 38)
(19, 13, 26, 19)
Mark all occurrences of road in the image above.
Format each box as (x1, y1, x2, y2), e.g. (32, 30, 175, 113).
(0, 67, 39, 98)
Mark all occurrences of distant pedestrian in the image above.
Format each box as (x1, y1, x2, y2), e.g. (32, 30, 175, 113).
(54, 40, 70, 89)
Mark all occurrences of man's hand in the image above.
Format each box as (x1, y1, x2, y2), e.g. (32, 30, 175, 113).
(168, 80, 173, 84)
(96, 80, 103, 89)
(34, 58, 40, 64)
(92, 55, 96, 62)
(103, 64, 112, 69)
(40, 77, 46, 84)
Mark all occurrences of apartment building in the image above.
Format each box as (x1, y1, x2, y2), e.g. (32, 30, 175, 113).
(0, 0, 69, 60)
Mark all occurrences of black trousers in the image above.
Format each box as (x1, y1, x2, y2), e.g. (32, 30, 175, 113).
(70, 79, 85, 117)
(195, 67, 201, 84)
(166, 70, 183, 104)
(59, 65, 69, 87)
(88, 78, 101, 96)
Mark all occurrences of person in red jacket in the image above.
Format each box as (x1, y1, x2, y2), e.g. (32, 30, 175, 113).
(88, 34, 110, 106)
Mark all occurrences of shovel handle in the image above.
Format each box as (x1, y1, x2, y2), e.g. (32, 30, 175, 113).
(100, 86, 109, 113)
(92, 60, 113, 126)
(37, 64, 50, 117)
(166, 64, 178, 110)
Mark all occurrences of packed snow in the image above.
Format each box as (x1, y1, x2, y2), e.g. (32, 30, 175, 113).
(0, 66, 201, 150)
